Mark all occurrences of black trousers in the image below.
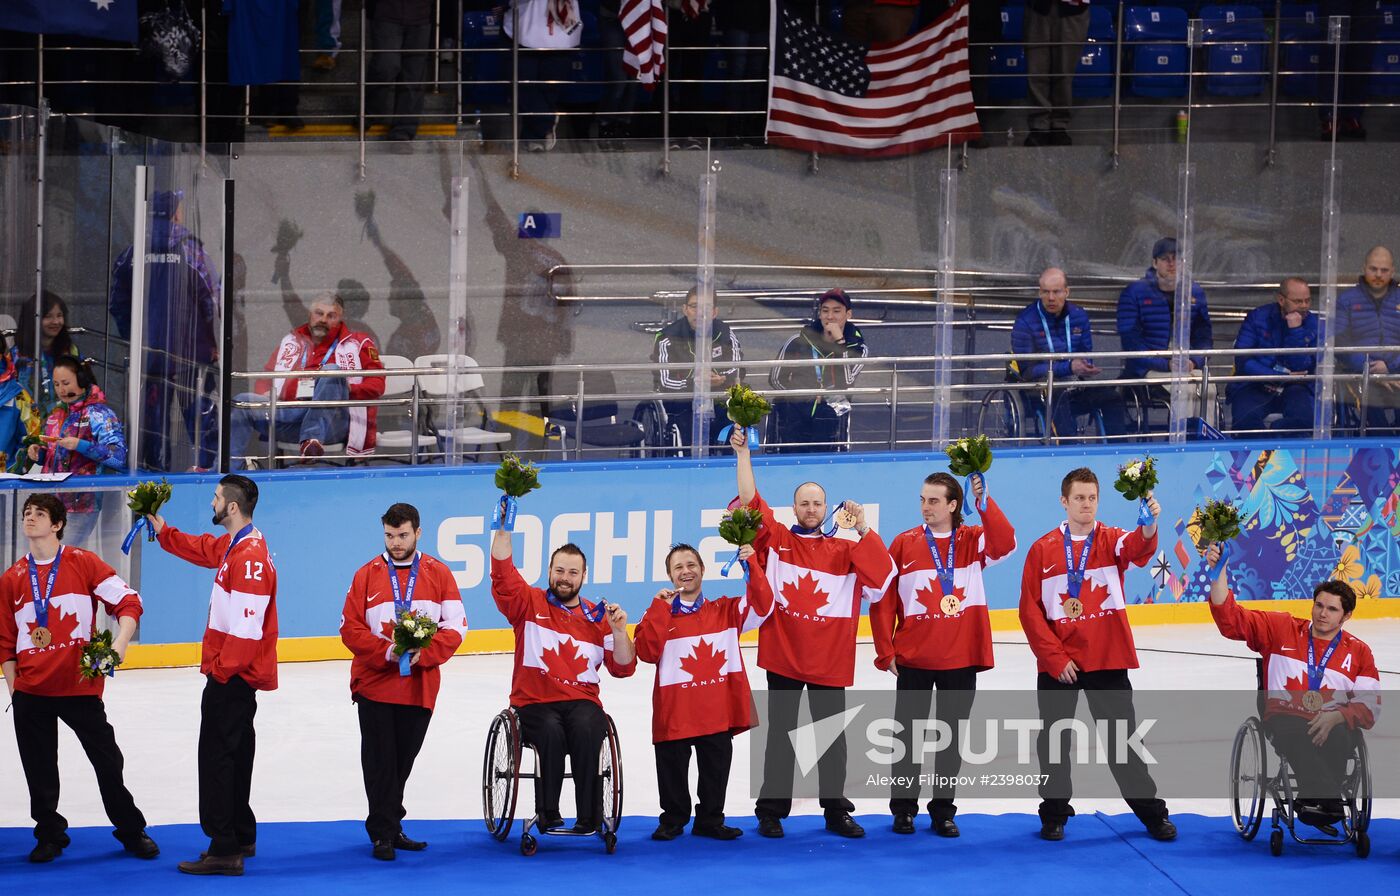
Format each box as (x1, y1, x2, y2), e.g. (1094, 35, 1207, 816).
(1265, 713, 1356, 803)
(655, 732, 733, 828)
(12, 691, 147, 845)
(889, 665, 978, 821)
(756, 671, 855, 819)
(1035, 669, 1168, 826)
(516, 700, 607, 826)
(199, 675, 258, 856)
(356, 696, 433, 843)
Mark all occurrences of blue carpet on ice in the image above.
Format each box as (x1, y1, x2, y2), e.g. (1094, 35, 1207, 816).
(1, 815, 1393, 893)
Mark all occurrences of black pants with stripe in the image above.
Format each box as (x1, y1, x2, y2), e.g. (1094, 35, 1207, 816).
(357, 696, 433, 843)
(655, 732, 733, 828)
(889, 665, 978, 821)
(199, 674, 258, 856)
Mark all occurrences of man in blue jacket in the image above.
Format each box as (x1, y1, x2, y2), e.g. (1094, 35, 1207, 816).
(1116, 237, 1216, 428)
(1335, 246, 1400, 432)
(1010, 268, 1126, 439)
(1228, 278, 1317, 437)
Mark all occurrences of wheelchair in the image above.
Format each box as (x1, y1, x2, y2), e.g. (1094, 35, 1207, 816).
(1228, 700, 1372, 858)
(975, 379, 1107, 446)
(482, 707, 624, 856)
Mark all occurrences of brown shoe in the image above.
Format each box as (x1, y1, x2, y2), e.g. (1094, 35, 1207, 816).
(179, 854, 245, 876)
(200, 843, 254, 859)
(312, 53, 336, 71)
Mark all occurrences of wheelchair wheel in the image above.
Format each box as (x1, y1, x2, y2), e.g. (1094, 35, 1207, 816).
(520, 833, 537, 856)
(1346, 731, 1372, 840)
(1356, 830, 1370, 858)
(600, 714, 624, 837)
(483, 709, 522, 842)
(1229, 718, 1267, 840)
(975, 389, 1020, 444)
(1269, 829, 1283, 856)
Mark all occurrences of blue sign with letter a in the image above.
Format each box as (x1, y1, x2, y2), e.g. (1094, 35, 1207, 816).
(518, 212, 561, 239)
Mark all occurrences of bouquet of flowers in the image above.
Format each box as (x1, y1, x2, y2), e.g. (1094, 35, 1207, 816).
(944, 435, 992, 478)
(1113, 457, 1157, 501)
(492, 454, 540, 532)
(392, 609, 438, 677)
(719, 384, 771, 448)
(78, 629, 121, 680)
(1196, 498, 1242, 544)
(719, 504, 764, 578)
(122, 479, 173, 554)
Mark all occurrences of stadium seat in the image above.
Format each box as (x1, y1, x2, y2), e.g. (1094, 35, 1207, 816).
(1075, 4, 1117, 99)
(371, 354, 426, 462)
(988, 5, 1027, 101)
(1201, 5, 1267, 96)
(1371, 4, 1400, 95)
(462, 11, 507, 107)
(1279, 4, 1323, 98)
(1125, 6, 1190, 97)
(414, 354, 511, 462)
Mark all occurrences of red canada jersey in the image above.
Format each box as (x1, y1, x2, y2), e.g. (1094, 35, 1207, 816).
(1018, 521, 1156, 675)
(633, 554, 774, 743)
(1211, 592, 1380, 728)
(0, 546, 141, 698)
(747, 492, 897, 688)
(157, 525, 279, 690)
(339, 552, 467, 711)
(871, 497, 1016, 673)
(490, 557, 636, 708)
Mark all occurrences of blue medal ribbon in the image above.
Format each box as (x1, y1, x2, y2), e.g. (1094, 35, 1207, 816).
(1306, 628, 1343, 695)
(720, 549, 750, 581)
(924, 526, 957, 595)
(222, 524, 255, 566)
(966, 471, 988, 514)
(716, 423, 760, 449)
(1137, 497, 1156, 527)
(120, 516, 147, 555)
(491, 495, 518, 532)
(1062, 526, 1095, 600)
(387, 553, 421, 677)
(548, 590, 609, 624)
(26, 546, 63, 633)
(789, 497, 849, 538)
(1208, 540, 1232, 579)
(671, 592, 705, 616)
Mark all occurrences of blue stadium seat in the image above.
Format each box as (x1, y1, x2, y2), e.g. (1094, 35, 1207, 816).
(1125, 6, 1190, 97)
(1075, 5, 1117, 98)
(988, 5, 1027, 100)
(702, 50, 731, 106)
(1000, 3, 1025, 42)
(1377, 4, 1400, 39)
(1278, 4, 1322, 97)
(1201, 5, 1267, 96)
(1371, 5, 1400, 95)
(462, 11, 507, 107)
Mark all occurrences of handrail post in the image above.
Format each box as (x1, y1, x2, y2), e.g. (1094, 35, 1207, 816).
(1111, 0, 1124, 167)
(1043, 362, 1055, 445)
(358, 3, 368, 181)
(1359, 360, 1371, 437)
(410, 380, 421, 464)
(574, 370, 586, 459)
(431, 0, 442, 94)
(1265, 0, 1281, 166)
(266, 389, 278, 468)
(888, 363, 899, 450)
(36, 34, 43, 107)
(511, 1, 521, 179)
(661, 4, 671, 176)
(455, 0, 465, 126)
(200, 4, 208, 164)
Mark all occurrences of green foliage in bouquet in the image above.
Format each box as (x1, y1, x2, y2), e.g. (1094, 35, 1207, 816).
(495, 454, 541, 498)
(724, 384, 772, 428)
(1113, 456, 1158, 502)
(126, 479, 173, 516)
(944, 435, 993, 477)
(78, 629, 121, 680)
(719, 506, 764, 546)
(393, 609, 438, 656)
(1196, 498, 1242, 545)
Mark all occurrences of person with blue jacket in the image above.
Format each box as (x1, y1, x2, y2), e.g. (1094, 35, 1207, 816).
(1228, 278, 1317, 437)
(1335, 246, 1400, 431)
(1116, 237, 1216, 427)
(1010, 268, 1127, 439)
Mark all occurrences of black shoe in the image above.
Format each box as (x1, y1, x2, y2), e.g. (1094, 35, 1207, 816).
(692, 823, 743, 841)
(1024, 129, 1053, 147)
(539, 813, 565, 831)
(1146, 819, 1177, 842)
(932, 818, 961, 838)
(1040, 821, 1065, 841)
(178, 854, 245, 876)
(825, 813, 865, 838)
(394, 832, 427, 851)
(1050, 128, 1072, 146)
(757, 816, 785, 838)
(116, 830, 160, 859)
(651, 823, 686, 841)
(1297, 803, 1344, 831)
(892, 813, 916, 835)
(200, 843, 255, 859)
(28, 841, 64, 863)
(570, 822, 598, 835)
(372, 840, 396, 861)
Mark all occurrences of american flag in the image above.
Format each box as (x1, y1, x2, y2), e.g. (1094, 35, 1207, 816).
(619, 0, 709, 88)
(766, 0, 981, 157)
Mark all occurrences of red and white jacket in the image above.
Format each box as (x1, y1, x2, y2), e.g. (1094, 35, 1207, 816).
(490, 556, 636, 708)
(633, 553, 774, 743)
(0, 546, 141, 698)
(256, 321, 386, 457)
(1019, 520, 1156, 676)
(871, 498, 1016, 673)
(747, 492, 897, 688)
(158, 525, 279, 691)
(1211, 592, 1380, 728)
(339, 552, 467, 711)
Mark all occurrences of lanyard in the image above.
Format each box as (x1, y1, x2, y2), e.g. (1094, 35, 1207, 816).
(26, 546, 63, 628)
(1062, 527, 1095, 599)
(671, 593, 705, 616)
(386, 552, 421, 614)
(548, 590, 607, 622)
(924, 526, 957, 593)
(1036, 304, 1073, 359)
(790, 497, 849, 538)
(299, 337, 341, 371)
(1306, 629, 1343, 691)
(222, 524, 254, 566)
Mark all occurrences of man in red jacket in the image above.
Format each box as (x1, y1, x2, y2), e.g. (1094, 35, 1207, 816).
(634, 542, 773, 842)
(871, 472, 1015, 837)
(147, 474, 278, 876)
(0, 493, 159, 864)
(340, 502, 466, 860)
(1018, 467, 1174, 843)
(490, 519, 635, 834)
(731, 428, 896, 839)
(1205, 543, 1379, 829)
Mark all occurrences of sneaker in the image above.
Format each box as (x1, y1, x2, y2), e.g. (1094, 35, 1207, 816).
(312, 53, 337, 71)
(300, 438, 324, 459)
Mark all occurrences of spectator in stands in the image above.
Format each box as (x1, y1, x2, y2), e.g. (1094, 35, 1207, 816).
(1010, 267, 1127, 440)
(0, 329, 40, 471)
(1228, 278, 1317, 437)
(14, 291, 79, 414)
(313, 0, 343, 70)
(230, 291, 386, 468)
(1318, 0, 1376, 141)
(714, 0, 769, 143)
(1023, 0, 1090, 147)
(109, 189, 221, 472)
(844, 0, 918, 44)
(771, 289, 868, 453)
(651, 288, 742, 448)
(667, 0, 715, 148)
(1116, 237, 1217, 428)
(1335, 245, 1400, 431)
(597, 0, 643, 150)
(369, 0, 433, 147)
(504, 0, 583, 151)
(28, 357, 126, 481)
(221, 0, 303, 130)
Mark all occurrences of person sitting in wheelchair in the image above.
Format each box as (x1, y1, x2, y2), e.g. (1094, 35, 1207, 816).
(1009, 268, 1127, 440)
(1205, 543, 1380, 830)
(490, 529, 636, 834)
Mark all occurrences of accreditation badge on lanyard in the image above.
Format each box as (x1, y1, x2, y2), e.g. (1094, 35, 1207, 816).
(924, 528, 961, 616)
(1061, 527, 1094, 620)
(26, 546, 63, 649)
(1303, 630, 1343, 711)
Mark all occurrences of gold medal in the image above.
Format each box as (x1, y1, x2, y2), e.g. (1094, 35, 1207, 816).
(833, 507, 858, 530)
(30, 626, 52, 649)
(940, 594, 962, 616)
(1302, 690, 1324, 712)
(1063, 598, 1083, 620)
